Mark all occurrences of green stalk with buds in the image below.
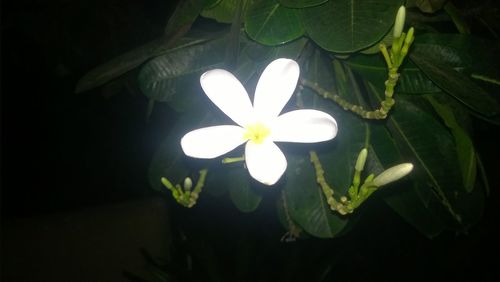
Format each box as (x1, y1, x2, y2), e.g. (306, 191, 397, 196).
(161, 169, 208, 208)
(311, 148, 413, 216)
(302, 5, 414, 120)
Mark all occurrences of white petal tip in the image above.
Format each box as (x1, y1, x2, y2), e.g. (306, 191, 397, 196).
(272, 110, 338, 143)
(245, 141, 287, 186)
(248, 162, 285, 186)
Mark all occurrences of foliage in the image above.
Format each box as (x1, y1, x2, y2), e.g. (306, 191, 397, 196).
(77, 0, 499, 239)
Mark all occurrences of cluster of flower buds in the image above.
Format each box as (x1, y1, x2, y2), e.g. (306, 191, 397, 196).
(161, 169, 207, 208)
(312, 147, 413, 215)
(388, 5, 415, 69)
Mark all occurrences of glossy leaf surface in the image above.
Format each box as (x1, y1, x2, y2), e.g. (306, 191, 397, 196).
(138, 37, 226, 109)
(410, 38, 500, 116)
(278, 0, 328, 8)
(245, 0, 305, 45)
(228, 169, 263, 212)
(201, 0, 239, 23)
(302, 0, 402, 52)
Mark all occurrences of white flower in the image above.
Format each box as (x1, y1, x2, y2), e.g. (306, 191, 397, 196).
(180, 58, 338, 185)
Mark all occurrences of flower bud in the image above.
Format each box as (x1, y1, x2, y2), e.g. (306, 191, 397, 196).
(183, 177, 193, 190)
(405, 27, 414, 45)
(393, 6, 406, 38)
(372, 163, 413, 187)
(355, 148, 368, 171)
(161, 177, 174, 190)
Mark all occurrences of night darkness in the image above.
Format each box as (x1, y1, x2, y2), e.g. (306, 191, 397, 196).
(2, 0, 500, 281)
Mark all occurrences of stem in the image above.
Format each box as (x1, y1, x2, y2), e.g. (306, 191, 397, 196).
(379, 43, 392, 68)
(192, 169, 208, 196)
(222, 156, 245, 163)
(310, 151, 352, 215)
(471, 73, 500, 86)
(301, 79, 391, 119)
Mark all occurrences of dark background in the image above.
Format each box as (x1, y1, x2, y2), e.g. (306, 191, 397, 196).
(2, 0, 500, 281)
(2, 0, 177, 215)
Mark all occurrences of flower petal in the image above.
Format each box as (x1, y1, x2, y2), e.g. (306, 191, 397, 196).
(245, 140, 287, 186)
(271, 109, 337, 143)
(200, 69, 254, 126)
(181, 125, 246, 159)
(253, 58, 300, 120)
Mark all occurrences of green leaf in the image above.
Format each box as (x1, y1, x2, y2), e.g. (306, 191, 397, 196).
(413, 35, 468, 68)
(370, 86, 475, 226)
(245, 0, 304, 46)
(367, 124, 401, 174)
(269, 37, 309, 58)
(302, 0, 402, 53)
(75, 0, 214, 93)
(345, 54, 441, 94)
(369, 119, 447, 238)
(278, 0, 328, 8)
(366, 81, 486, 233)
(201, 0, 238, 23)
(138, 36, 226, 110)
(203, 164, 233, 197)
(450, 178, 485, 230)
(75, 25, 227, 93)
(205, 0, 222, 9)
(426, 95, 477, 193)
(228, 169, 262, 212)
(75, 39, 164, 93)
(384, 182, 446, 238)
(224, 0, 245, 69)
(164, 0, 209, 38)
(407, 0, 446, 13)
(410, 43, 500, 116)
(387, 96, 462, 214)
(360, 28, 394, 55)
(275, 192, 292, 235)
(413, 33, 500, 88)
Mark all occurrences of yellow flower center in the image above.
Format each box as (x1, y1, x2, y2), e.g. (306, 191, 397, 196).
(244, 123, 270, 144)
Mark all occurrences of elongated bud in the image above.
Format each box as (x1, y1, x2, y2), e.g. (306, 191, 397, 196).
(405, 27, 414, 45)
(183, 177, 193, 190)
(372, 163, 413, 187)
(393, 6, 406, 38)
(355, 148, 368, 171)
(161, 177, 175, 190)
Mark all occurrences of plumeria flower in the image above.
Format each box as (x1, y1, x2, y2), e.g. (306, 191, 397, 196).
(181, 58, 338, 185)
